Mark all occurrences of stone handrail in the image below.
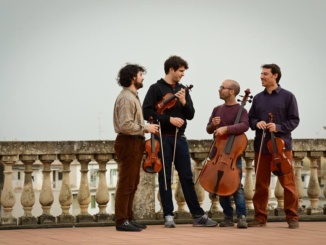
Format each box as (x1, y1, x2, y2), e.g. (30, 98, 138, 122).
(0, 139, 325, 228)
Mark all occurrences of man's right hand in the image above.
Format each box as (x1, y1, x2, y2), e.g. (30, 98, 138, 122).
(170, 117, 184, 128)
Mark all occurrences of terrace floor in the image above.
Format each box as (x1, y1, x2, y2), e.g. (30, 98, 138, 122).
(1, 221, 325, 245)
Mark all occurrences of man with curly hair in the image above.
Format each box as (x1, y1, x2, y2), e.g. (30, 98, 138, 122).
(113, 63, 159, 232)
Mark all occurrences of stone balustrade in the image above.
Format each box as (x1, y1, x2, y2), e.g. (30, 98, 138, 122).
(0, 139, 325, 229)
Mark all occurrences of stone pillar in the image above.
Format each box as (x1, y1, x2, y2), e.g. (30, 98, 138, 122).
(174, 172, 190, 219)
(191, 153, 206, 207)
(76, 154, 94, 222)
(38, 154, 56, 224)
(57, 154, 75, 223)
(307, 152, 323, 214)
(0, 155, 18, 225)
(274, 178, 284, 216)
(93, 154, 112, 222)
(208, 193, 221, 218)
(133, 164, 156, 220)
(324, 152, 326, 215)
(19, 155, 37, 225)
(155, 187, 163, 219)
(293, 152, 306, 211)
(243, 153, 255, 214)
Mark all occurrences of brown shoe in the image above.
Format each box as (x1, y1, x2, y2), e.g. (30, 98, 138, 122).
(247, 219, 266, 227)
(288, 220, 299, 229)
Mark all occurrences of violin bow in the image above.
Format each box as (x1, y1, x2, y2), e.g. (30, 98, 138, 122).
(194, 137, 216, 185)
(158, 121, 167, 191)
(256, 129, 266, 175)
(171, 127, 178, 184)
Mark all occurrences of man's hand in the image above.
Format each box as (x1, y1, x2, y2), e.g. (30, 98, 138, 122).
(214, 126, 228, 136)
(170, 117, 184, 128)
(146, 124, 159, 134)
(175, 88, 186, 106)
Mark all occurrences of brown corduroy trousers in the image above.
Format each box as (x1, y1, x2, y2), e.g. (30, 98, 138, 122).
(114, 134, 145, 226)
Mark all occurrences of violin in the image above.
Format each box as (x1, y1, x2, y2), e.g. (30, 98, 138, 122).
(267, 113, 293, 176)
(155, 85, 193, 114)
(199, 89, 252, 196)
(142, 117, 162, 174)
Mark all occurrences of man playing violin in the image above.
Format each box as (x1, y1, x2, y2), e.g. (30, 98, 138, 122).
(206, 79, 249, 229)
(143, 55, 217, 228)
(248, 64, 300, 229)
(113, 63, 159, 232)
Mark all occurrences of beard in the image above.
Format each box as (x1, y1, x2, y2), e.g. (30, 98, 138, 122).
(134, 80, 143, 89)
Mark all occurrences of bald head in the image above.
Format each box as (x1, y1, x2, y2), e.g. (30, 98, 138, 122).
(224, 79, 240, 96)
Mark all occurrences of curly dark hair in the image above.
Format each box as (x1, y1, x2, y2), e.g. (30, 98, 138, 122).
(261, 63, 282, 83)
(116, 63, 146, 87)
(164, 55, 189, 74)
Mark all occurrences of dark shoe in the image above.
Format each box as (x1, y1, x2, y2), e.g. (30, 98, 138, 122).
(130, 220, 147, 229)
(247, 219, 266, 227)
(288, 220, 299, 229)
(219, 216, 234, 227)
(193, 214, 217, 227)
(116, 221, 142, 232)
(237, 215, 248, 229)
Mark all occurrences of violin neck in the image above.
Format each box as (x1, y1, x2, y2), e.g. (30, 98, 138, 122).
(163, 95, 177, 105)
(270, 132, 278, 154)
(151, 134, 156, 153)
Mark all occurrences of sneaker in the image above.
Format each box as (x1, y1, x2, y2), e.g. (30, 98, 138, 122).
(237, 215, 248, 229)
(164, 215, 176, 228)
(116, 220, 142, 232)
(288, 219, 299, 229)
(247, 219, 266, 227)
(130, 220, 147, 229)
(219, 216, 234, 227)
(193, 214, 218, 227)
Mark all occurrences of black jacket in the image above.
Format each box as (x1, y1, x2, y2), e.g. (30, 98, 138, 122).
(142, 79, 195, 136)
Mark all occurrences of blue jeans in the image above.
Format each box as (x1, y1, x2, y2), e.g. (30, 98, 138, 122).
(158, 135, 204, 218)
(219, 157, 246, 218)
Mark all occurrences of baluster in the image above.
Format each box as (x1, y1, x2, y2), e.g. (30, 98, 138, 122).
(274, 178, 284, 216)
(57, 154, 75, 223)
(133, 159, 156, 220)
(19, 154, 37, 225)
(155, 188, 163, 220)
(38, 154, 56, 224)
(0, 155, 18, 225)
(324, 152, 326, 215)
(307, 152, 323, 214)
(293, 153, 306, 212)
(208, 193, 221, 218)
(243, 153, 255, 213)
(174, 171, 191, 219)
(76, 154, 94, 222)
(93, 154, 112, 222)
(191, 154, 206, 207)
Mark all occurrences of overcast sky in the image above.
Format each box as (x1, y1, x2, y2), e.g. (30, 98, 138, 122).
(1, 0, 325, 141)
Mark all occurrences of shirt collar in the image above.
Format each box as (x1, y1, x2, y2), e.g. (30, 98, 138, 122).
(263, 85, 281, 94)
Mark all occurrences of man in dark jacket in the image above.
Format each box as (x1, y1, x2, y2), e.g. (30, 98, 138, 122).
(143, 55, 217, 228)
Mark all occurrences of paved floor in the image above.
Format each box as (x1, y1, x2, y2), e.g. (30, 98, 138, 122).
(0, 221, 325, 245)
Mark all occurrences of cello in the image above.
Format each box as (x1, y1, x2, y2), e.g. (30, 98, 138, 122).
(267, 113, 293, 176)
(199, 89, 252, 196)
(142, 117, 162, 173)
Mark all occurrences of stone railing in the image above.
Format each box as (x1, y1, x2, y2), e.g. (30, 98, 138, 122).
(0, 139, 325, 229)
